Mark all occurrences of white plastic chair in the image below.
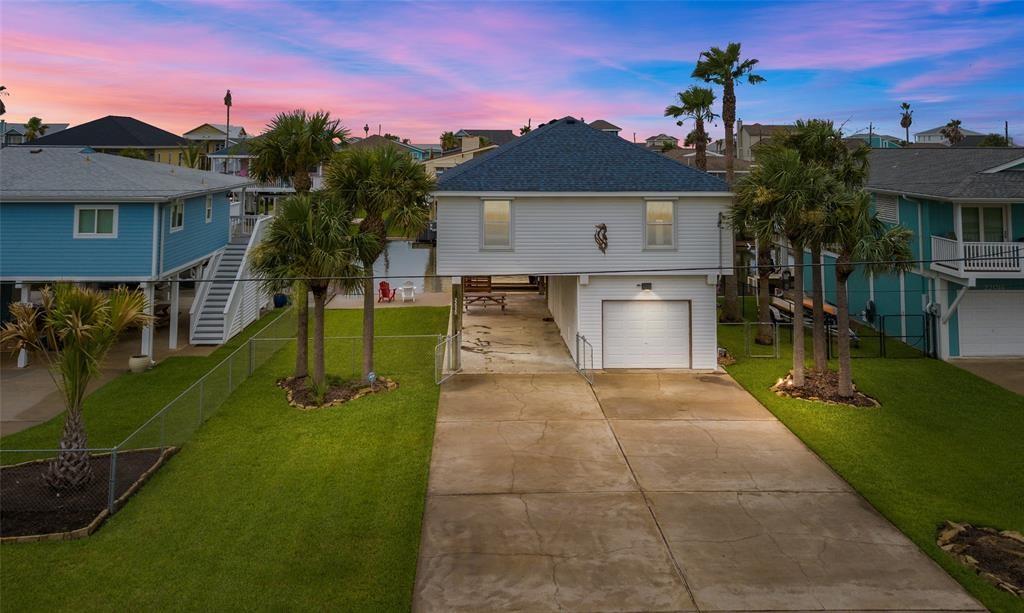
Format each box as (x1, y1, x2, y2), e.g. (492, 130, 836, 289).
(399, 281, 416, 303)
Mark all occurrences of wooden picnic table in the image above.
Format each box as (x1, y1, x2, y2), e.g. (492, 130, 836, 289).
(465, 292, 507, 313)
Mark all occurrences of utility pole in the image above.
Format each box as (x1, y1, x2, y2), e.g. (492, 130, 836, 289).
(223, 89, 232, 173)
(1006, 121, 1010, 145)
(868, 122, 874, 147)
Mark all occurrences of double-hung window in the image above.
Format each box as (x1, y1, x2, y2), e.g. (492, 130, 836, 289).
(74, 206, 118, 238)
(170, 200, 185, 232)
(482, 200, 512, 249)
(644, 200, 675, 248)
(205, 195, 214, 223)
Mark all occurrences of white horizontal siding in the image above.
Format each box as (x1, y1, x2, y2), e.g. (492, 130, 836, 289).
(577, 275, 718, 370)
(546, 275, 579, 360)
(437, 195, 729, 276)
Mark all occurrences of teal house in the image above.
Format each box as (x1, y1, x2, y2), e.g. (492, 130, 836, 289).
(807, 148, 1024, 359)
(0, 146, 255, 358)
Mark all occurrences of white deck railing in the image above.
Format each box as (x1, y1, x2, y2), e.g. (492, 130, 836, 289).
(222, 215, 274, 340)
(931, 235, 1024, 276)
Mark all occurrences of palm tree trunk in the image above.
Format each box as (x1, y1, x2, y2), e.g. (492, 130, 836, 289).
(45, 408, 92, 488)
(312, 289, 326, 387)
(810, 243, 827, 371)
(362, 270, 375, 381)
(294, 281, 308, 379)
(695, 118, 707, 171)
(293, 170, 312, 193)
(836, 266, 853, 397)
(755, 242, 773, 345)
(718, 78, 741, 322)
(790, 239, 806, 387)
(722, 79, 736, 185)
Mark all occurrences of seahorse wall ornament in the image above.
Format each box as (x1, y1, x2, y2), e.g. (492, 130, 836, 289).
(594, 223, 608, 253)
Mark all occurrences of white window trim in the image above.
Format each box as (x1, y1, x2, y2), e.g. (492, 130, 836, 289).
(73, 205, 119, 239)
(480, 199, 514, 251)
(170, 200, 185, 233)
(205, 195, 214, 223)
(643, 199, 677, 250)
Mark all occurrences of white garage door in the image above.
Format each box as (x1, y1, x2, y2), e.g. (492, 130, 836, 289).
(603, 300, 690, 368)
(958, 291, 1024, 357)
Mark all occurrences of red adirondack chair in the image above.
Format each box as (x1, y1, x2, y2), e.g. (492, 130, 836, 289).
(378, 281, 397, 303)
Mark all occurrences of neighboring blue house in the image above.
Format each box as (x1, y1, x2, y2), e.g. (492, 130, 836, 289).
(846, 132, 903, 148)
(0, 146, 255, 359)
(807, 148, 1024, 359)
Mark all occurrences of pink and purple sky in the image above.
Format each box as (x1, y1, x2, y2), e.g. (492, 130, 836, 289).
(2, 0, 1022, 143)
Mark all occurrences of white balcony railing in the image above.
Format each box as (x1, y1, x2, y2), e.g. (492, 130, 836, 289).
(931, 235, 1024, 277)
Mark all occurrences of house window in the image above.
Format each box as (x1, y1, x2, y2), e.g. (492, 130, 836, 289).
(874, 193, 899, 224)
(435, 167, 445, 176)
(644, 201, 675, 248)
(482, 200, 511, 249)
(961, 206, 1005, 242)
(74, 206, 118, 238)
(170, 200, 185, 232)
(205, 195, 214, 223)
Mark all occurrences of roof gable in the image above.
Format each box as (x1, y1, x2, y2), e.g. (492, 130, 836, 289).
(30, 115, 187, 148)
(436, 117, 729, 193)
(454, 129, 518, 146)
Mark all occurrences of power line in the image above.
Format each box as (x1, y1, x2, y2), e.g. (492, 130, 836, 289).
(128, 247, 1023, 284)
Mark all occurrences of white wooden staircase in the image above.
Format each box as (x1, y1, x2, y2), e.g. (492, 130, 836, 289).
(189, 215, 273, 345)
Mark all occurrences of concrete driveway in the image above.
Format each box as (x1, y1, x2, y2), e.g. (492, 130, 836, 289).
(414, 372, 982, 612)
(952, 357, 1024, 395)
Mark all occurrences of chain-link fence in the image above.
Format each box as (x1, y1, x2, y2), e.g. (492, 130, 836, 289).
(1, 308, 295, 536)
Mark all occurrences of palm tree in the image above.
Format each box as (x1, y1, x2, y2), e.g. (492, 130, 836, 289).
(180, 141, 206, 169)
(0, 85, 8, 116)
(440, 131, 458, 151)
(823, 191, 912, 397)
(899, 102, 913, 144)
(731, 164, 779, 346)
(249, 110, 347, 379)
(325, 145, 435, 380)
(1, 285, 151, 488)
(940, 119, 965, 145)
(665, 85, 717, 171)
(24, 116, 48, 141)
(692, 42, 765, 323)
(251, 192, 371, 386)
(774, 119, 869, 373)
(249, 109, 347, 193)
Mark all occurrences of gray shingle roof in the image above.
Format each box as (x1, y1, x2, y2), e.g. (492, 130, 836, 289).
(1, 147, 252, 201)
(866, 148, 1024, 200)
(436, 117, 729, 193)
(588, 119, 621, 131)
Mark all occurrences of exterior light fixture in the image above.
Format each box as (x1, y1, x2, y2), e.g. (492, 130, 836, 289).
(639, 282, 653, 291)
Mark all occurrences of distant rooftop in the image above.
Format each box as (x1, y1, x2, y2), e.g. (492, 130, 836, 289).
(454, 129, 518, 146)
(183, 123, 248, 140)
(0, 147, 252, 201)
(915, 125, 983, 137)
(588, 119, 621, 132)
(437, 117, 729, 193)
(3, 122, 71, 136)
(30, 115, 187, 148)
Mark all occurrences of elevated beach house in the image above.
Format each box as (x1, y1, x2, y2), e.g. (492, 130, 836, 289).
(0, 147, 270, 361)
(435, 116, 732, 369)
(811, 148, 1024, 359)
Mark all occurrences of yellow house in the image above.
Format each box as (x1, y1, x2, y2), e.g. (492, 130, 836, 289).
(421, 136, 498, 178)
(182, 123, 248, 168)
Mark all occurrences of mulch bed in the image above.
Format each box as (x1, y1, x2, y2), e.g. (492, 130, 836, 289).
(1, 448, 173, 540)
(277, 376, 398, 410)
(771, 370, 879, 408)
(938, 521, 1024, 597)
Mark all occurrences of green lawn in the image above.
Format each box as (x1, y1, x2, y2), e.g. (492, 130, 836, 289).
(719, 322, 1024, 613)
(1, 306, 449, 611)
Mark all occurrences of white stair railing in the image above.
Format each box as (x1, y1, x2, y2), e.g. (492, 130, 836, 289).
(189, 250, 222, 339)
(222, 215, 273, 341)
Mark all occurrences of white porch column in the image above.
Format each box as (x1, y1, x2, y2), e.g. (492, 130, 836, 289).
(168, 275, 180, 350)
(16, 282, 31, 368)
(141, 282, 155, 358)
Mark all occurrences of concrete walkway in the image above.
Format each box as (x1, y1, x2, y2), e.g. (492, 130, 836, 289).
(952, 357, 1024, 396)
(414, 372, 982, 612)
(0, 317, 213, 436)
